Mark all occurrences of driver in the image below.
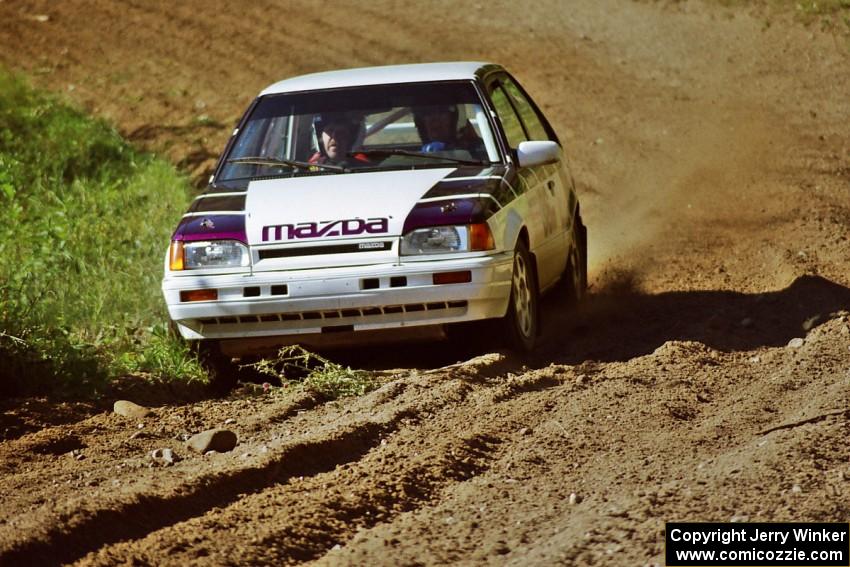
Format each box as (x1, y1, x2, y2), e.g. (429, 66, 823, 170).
(309, 113, 369, 166)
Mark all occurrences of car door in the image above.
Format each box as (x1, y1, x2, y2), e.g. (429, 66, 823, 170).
(486, 74, 567, 291)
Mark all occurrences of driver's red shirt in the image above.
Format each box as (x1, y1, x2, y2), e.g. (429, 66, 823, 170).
(308, 152, 370, 165)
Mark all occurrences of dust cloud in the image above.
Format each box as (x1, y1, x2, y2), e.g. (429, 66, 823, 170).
(585, 99, 784, 289)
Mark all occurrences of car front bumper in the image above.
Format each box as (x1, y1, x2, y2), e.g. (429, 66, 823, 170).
(162, 252, 513, 352)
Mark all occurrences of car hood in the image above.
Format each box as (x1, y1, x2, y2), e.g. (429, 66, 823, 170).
(245, 168, 454, 245)
(171, 165, 513, 271)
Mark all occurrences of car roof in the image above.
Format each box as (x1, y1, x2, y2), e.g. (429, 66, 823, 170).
(259, 62, 500, 95)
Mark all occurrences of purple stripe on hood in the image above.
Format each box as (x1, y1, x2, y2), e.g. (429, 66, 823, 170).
(402, 197, 500, 235)
(171, 215, 247, 243)
(422, 165, 517, 206)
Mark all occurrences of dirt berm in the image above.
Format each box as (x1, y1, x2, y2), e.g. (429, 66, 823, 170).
(1, 1, 849, 564)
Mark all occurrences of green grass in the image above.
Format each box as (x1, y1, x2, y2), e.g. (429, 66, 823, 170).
(712, 0, 850, 35)
(0, 70, 206, 397)
(646, 0, 850, 37)
(792, 0, 850, 14)
(792, 0, 850, 34)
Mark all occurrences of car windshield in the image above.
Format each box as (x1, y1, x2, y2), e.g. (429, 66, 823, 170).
(217, 81, 501, 181)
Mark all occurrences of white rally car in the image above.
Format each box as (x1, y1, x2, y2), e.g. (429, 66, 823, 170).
(162, 62, 586, 363)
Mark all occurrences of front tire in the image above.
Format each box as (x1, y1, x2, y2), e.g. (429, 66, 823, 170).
(563, 218, 588, 306)
(196, 340, 238, 394)
(503, 239, 540, 352)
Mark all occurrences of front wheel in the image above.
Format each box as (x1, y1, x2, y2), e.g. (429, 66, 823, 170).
(562, 218, 588, 306)
(196, 340, 238, 394)
(503, 239, 540, 352)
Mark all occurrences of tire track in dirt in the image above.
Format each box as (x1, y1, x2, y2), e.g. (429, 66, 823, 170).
(0, 414, 400, 564)
(0, 363, 490, 564)
(0, 390, 327, 561)
(0, 399, 97, 443)
(315, 319, 850, 566)
(0, 357, 552, 565)
(0, 390, 318, 479)
(75, 361, 571, 565)
(80, 431, 500, 566)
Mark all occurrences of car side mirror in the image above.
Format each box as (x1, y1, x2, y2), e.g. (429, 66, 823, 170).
(516, 141, 560, 168)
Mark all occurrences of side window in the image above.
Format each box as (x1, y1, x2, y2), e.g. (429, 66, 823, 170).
(259, 116, 290, 159)
(489, 85, 527, 150)
(501, 77, 552, 142)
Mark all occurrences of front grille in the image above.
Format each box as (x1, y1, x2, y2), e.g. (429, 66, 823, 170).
(258, 241, 392, 260)
(196, 300, 467, 327)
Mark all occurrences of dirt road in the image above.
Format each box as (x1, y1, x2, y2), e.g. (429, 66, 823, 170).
(1, 1, 849, 564)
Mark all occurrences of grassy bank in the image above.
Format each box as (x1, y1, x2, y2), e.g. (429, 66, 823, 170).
(715, 0, 850, 36)
(0, 71, 205, 397)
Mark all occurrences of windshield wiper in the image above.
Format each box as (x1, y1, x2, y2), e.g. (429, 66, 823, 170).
(352, 149, 487, 166)
(226, 156, 347, 173)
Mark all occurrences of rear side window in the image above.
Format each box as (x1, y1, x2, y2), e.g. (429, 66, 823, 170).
(501, 77, 552, 142)
(490, 86, 527, 150)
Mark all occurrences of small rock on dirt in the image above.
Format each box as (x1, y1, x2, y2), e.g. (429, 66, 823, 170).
(569, 492, 581, 505)
(802, 314, 822, 331)
(150, 448, 179, 466)
(787, 338, 805, 348)
(187, 429, 238, 454)
(113, 400, 153, 419)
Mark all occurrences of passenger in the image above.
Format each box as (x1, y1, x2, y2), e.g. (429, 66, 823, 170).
(309, 113, 369, 166)
(414, 105, 460, 152)
(414, 105, 484, 156)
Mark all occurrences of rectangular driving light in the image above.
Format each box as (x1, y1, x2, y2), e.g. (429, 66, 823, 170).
(180, 289, 218, 302)
(169, 241, 184, 271)
(433, 271, 472, 285)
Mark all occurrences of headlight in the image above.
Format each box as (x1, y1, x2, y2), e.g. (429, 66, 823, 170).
(169, 240, 250, 270)
(400, 223, 494, 255)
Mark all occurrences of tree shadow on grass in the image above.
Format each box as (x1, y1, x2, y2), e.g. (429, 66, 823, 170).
(0, 338, 213, 441)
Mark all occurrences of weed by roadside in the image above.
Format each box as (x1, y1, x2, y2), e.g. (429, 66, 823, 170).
(647, 0, 850, 43)
(792, 0, 850, 36)
(113, 324, 207, 384)
(250, 346, 379, 400)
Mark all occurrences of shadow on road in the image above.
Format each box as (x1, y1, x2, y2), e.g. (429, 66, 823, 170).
(334, 274, 850, 372)
(539, 273, 850, 365)
(3, 275, 846, 442)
